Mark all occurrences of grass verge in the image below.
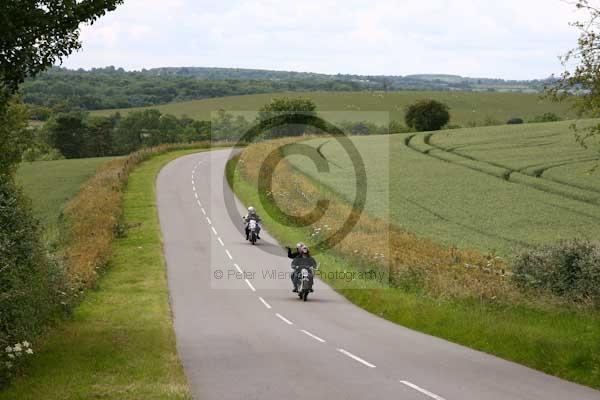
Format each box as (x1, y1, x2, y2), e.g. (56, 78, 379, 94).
(227, 144, 600, 389)
(0, 150, 204, 399)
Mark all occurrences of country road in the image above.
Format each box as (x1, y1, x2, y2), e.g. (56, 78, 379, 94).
(156, 149, 600, 400)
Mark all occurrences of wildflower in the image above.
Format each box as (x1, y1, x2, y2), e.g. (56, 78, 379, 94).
(22, 341, 30, 348)
(7, 354, 14, 359)
(26, 348, 33, 355)
(5, 346, 12, 353)
(13, 344, 22, 352)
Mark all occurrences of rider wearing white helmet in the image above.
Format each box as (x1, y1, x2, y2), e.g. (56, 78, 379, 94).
(243, 206, 261, 240)
(286, 242, 305, 259)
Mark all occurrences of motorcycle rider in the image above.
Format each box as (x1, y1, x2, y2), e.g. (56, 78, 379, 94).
(243, 206, 261, 240)
(290, 245, 316, 293)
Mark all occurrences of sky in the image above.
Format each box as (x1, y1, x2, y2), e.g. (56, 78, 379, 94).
(61, 0, 585, 80)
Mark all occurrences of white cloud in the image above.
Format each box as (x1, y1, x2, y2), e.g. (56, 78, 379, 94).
(62, 0, 583, 79)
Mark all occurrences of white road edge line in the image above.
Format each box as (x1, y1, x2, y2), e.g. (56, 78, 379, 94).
(275, 313, 293, 325)
(300, 329, 326, 343)
(225, 249, 233, 260)
(245, 279, 256, 292)
(211, 226, 218, 235)
(234, 263, 243, 273)
(217, 237, 225, 246)
(399, 381, 446, 400)
(258, 296, 272, 309)
(337, 349, 376, 368)
(206, 217, 212, 224)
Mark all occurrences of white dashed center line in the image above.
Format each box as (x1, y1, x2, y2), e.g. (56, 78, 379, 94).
(399, 381, 446, 400)
(275, 313, 294, 325)
(244, 279, 256, 292)
(225, 249, 233, 260)
(337, 349, 376, 368)
(206, 216, 212, 225)
(258, 296, 272, 309)
(300, 329, 326, 343)
(217, 237, 225, 246)
(201, 207, 206, 215)
(211, 226, 218, 235)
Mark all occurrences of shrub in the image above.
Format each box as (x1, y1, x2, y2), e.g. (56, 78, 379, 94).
(482, 116, 500, 126)
(21, 146, 64, 162)
(389, 120, 411, 134)
(338, 120, 387, 135)
(0, 176, 65, 385)
(513, 239, 600, 305)
(507, 117, 524, 124)
(405, 99, 450, 131)
(530, 112, 562, 123)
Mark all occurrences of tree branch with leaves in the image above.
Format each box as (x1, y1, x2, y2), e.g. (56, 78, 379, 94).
(549, 0, 600, 151)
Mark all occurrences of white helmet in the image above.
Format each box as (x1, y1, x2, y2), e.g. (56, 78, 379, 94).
(296, 242, 304, 250)
(248, 206, 256, 214)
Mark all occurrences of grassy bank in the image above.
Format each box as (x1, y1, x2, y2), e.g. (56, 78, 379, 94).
(227, 142, 600, 389)
(0, 150, 203, 399)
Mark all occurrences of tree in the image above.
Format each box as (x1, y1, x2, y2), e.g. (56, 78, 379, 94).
(0, 0, 123, 104)
(45, 112, 87, 158)
(0, 2, 122, 382)
(258, 97, 317, 137)
(404, 99, 450, 131)
(549, 1, 600, 150)
(113, 109, 161, 154)
(85, 116, 114, 157)
(0, 97, 31, 175)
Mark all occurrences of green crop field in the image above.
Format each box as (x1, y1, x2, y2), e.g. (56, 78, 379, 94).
(285, 120, 600, 255)
(15, 157, 116, 235)
(90, 91, 576, 126)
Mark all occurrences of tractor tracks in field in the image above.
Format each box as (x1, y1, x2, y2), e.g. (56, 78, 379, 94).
(405, 132, 600, 208)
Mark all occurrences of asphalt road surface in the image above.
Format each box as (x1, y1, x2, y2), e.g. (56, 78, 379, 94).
(157, 149, 600, 400)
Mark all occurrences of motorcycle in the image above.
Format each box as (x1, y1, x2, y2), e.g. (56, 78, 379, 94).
(247, 219, 259, 245)
(297, 266, 315, 301)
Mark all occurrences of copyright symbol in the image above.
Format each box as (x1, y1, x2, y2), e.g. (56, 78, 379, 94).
(214, 270, 223, 279)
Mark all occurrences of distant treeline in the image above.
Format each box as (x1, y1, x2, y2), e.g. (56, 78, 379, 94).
(22, 67, 549, 114)
(25, 108, 400, 161)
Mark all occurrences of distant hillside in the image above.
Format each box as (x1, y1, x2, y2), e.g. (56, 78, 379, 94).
(22, 66, 550, 113)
